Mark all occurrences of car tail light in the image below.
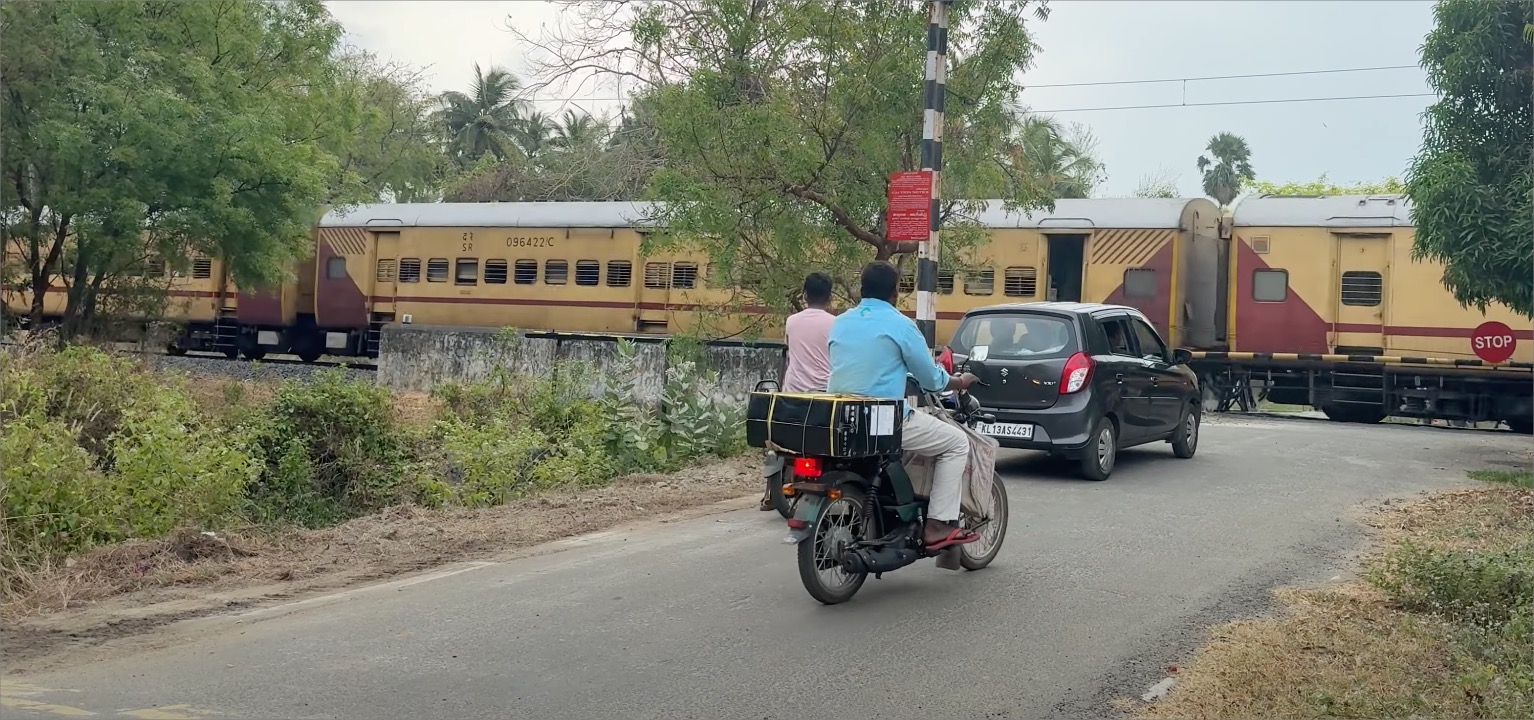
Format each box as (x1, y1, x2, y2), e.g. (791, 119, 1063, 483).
(1060, 352, 1093, 394)
(792, 457, 822, 478)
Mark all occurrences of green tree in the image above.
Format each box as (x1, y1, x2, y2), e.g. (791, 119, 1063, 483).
(1249, 174, 1405, 197)
(1133, 167, 1180, 198)
(1196, 132, 1255, 206)
(324, 48, 450, 202)
(514, 110, 556, 159)
(519, 0, 1057, 316)
(437, 63, 526, 166)
(0, 0, 361, 333)
(1009, 115, 1106, 199)
(552, 110, 603, 151)
(1405, 0, 1533, 317)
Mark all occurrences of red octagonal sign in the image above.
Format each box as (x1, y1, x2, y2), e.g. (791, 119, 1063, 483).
(1470, 321, 1517, 364)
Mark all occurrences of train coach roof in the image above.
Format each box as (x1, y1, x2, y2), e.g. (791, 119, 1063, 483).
(319, 201, 663, 228)
(1233, 194, 1414, 228)
(318, 198, 1220, 230)
(969, 198, 1207, 229)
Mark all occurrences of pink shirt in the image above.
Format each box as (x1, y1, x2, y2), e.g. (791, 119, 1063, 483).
(783, 308, 835, 392)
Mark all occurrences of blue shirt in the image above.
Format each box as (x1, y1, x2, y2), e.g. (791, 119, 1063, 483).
(827, 298, 950, 414)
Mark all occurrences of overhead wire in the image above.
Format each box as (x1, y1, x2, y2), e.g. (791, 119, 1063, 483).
(520, 63, 1429, 109)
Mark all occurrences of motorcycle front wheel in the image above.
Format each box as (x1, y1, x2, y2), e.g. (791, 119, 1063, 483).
(796, 481, 872, 605)
(959, 473, 1009, 570)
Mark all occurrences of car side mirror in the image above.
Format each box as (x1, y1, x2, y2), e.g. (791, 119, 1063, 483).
(1170, 348, 1193, 365)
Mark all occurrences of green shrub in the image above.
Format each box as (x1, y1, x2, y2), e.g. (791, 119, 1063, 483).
(1369, 541, 1534, 628)
(0, 350, 256, 578)
(432, 416, 549, 507)
(243, 370, 409, 526)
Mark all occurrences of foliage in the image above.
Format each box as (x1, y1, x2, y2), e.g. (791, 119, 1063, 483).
(1405, 0, 1533, 318)
(599, 339, 667, 471)
(1249, 174, 1405, 197)
(436, 63, 528, 167)
(1196, 132, 1255, 207)
(1132, 167, 1181, 199)
(0, 347, 255, 579)
(0, 1, 447, 335)
(1011, 115, 1106, 199)
(242, 371, 410, 526)
(520, 0, 1057, 316)
(441, 88, 661, 202)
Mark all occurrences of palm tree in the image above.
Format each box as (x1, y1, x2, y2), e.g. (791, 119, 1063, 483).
(438, 63, 526, 165)
(514, 110, 555, 158)
(1196, 132, 1255, 207)
(551, 110, 603, 150)
(1008, 115, 1105, 199)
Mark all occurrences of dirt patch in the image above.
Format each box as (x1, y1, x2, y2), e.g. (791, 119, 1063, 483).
(1, 455, 760, 672)
(1135, 484, 1534, 719)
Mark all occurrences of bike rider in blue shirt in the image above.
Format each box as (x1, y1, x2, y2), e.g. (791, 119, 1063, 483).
(826, 262, 982, 551)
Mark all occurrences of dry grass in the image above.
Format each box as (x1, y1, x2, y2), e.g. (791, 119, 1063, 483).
(0, 455, 760, 669)
(1139, 483, 1534, 719)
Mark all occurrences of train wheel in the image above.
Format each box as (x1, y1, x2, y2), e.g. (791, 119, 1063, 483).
(297, 349, 322, 363)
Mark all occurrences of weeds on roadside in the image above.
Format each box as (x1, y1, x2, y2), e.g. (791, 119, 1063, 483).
(1363, 470, 1534, 719)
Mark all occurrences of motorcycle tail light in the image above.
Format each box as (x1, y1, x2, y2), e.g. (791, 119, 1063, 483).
(792, 457, 822, 478)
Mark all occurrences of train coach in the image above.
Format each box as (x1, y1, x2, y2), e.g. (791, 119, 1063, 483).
(310, 196, 1224, 350)
(1191, 193, 1532, 430)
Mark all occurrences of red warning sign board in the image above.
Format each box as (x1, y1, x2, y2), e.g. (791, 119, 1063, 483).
(1471, 321, 1517, 364)
(886, 171, 934, 242)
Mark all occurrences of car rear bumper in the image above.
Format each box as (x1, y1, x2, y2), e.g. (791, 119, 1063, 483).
(977, 396, 1097, 452)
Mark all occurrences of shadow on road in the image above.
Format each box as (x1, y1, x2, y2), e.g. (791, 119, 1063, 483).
(996, 447, 1173, 483)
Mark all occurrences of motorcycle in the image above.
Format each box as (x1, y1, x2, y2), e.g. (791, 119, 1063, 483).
(779, 356, 1010, 605)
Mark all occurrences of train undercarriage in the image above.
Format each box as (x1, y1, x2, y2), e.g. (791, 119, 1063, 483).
(1192, 358, 1533, 433)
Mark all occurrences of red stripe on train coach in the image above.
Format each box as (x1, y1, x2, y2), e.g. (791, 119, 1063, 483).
(1332, 323, 1534, 340)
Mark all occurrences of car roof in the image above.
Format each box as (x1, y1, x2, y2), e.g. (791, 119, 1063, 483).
(962, 301, 1146, 320)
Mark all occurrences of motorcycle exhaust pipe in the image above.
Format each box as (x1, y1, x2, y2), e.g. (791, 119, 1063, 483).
(840, 545, 922, 574)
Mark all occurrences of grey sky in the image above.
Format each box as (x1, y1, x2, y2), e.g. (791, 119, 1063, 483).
(326, 0, 1436, 197)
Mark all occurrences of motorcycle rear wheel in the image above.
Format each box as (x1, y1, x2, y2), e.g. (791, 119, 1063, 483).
(797, 482, 872, 605)
(959, 473, 1009, 570)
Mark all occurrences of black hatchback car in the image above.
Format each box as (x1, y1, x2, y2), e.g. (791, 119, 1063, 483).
(946, 303, 1201, 481)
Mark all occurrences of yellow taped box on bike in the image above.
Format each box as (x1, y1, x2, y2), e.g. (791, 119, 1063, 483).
(745, 392, 904, 458)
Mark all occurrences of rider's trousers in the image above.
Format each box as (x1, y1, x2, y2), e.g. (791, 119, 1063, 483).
(902, 410, 968, 522)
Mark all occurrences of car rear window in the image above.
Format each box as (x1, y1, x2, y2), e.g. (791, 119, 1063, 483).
(951, 314, 1078, 360)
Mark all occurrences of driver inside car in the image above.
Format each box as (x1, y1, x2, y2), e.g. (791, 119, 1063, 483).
(826, 261, 982, 551)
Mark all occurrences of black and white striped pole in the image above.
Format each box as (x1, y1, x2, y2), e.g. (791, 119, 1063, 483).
(915, 0, 952, 349)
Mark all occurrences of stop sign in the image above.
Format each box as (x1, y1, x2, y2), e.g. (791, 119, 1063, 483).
(1470, 321, 1517, 363)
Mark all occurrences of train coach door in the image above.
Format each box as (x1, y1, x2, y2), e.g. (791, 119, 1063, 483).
(370, 231, 400, 320)
(1044, 234, 1086, 302)
(1332, 233, 1389, 354)
(634, 240, 674, 333)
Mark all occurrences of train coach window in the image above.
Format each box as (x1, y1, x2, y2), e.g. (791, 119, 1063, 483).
(607, 261, 633, 287)
(1124, 268, 1156, 299)
(938, 269, 955, 295)
(1004, 267, 1038, 297)
(514, 260, 538, 284)
(376, 259, 396, 282)
(399, 258, 421, 283)
(644, 262, 670, 289)
(455, 258, 478, 286)
(1252, 269, 1288, 302)
(485, 260, 508, 284)
(1340, 271, 1383, 307)
(327, 257, 348, 280)
(964, 268, 995, 296)
(545, 260, 569, 285)
(575, 260, 600, 286)
(426, 258, 448, 283)
(672, 262, 698, 289)
(192, 258, 213, 279)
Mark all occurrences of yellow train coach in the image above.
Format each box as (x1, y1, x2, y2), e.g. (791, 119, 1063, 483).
(315, 197, 1223, 347)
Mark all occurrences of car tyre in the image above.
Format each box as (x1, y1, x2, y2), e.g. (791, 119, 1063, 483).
(1171, 403, 1199, 459)
(1079, 417, 1116, 481)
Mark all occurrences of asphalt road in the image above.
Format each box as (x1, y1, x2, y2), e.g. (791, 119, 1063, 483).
(3, 416, 1528, 720)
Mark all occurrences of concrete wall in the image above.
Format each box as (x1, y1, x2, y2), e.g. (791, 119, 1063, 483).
(378, 325, 786, 405)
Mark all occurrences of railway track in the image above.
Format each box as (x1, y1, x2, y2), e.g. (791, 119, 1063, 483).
(2, 341, 377, 370)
